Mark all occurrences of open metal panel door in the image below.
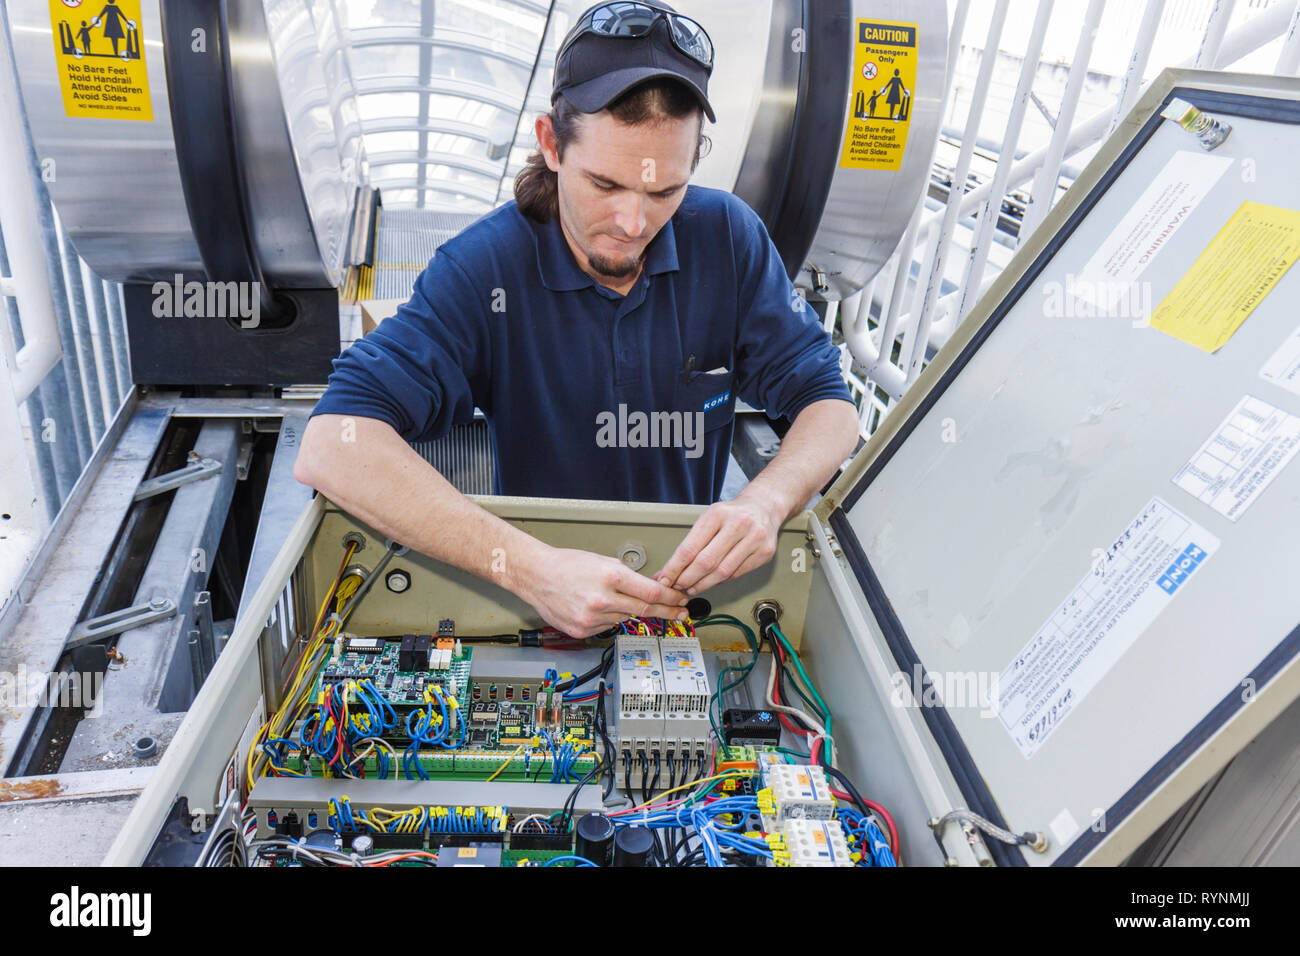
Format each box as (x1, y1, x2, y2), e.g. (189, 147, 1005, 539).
(818, 69, 1300, 866)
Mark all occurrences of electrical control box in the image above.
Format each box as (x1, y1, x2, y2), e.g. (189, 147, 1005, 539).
(107, 70, 1300, 867)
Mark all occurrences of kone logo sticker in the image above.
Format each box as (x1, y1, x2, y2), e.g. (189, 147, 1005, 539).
(49, 0, 153, 121)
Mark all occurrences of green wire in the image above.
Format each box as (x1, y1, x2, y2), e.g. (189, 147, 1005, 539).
(770, 624, 833, 742)
(698, 615, 759, 759)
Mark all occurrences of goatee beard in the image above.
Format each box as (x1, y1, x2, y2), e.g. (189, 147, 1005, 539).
(588, 248, 646, 279)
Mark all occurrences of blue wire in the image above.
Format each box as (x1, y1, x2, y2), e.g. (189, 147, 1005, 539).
(543, 855, 598, 867)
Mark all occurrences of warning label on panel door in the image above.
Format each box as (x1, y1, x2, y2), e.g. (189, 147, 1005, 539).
(840, 20, 917, 171)
(48, 0, 152, 121)
(995, 497, 1219, 759)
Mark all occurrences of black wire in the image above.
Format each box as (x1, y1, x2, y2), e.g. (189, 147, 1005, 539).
(622, 751, 634, 803)
(667, 749, 677, 791)
(773, 635, 825, 723)
(650, 752, 661, 795)
(771, 640, 822, 735)
(637, 750, 649, 803)
(560, 764, 603, 829)
(553, 637, 618, 693)
(593, 646, 617, 798)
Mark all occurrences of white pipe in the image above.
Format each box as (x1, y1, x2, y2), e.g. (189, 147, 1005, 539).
(1196, 0, 1236, 69)
(1275, 0, 1300, 74)
(951, 0, 1054, 343)
(901, 0, 1010, 387)
(1021, 0, 1105, 242)
(0, 16, 63, 404)
(1108, 0, 1168, 137)
(886, 0, 971, 370)
(915, 0, 1293, 246)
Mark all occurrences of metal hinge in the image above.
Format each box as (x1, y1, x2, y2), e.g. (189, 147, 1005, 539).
(68, 596, 178, 649)
(134, 453, 222, 500)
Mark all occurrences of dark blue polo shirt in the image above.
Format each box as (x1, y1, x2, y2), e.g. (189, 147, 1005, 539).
(310, 185, 851, 504)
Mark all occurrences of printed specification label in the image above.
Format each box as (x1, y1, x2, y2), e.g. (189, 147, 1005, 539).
(1071, 150, 1231, 313)
(1172, 395, 1300, 521)
(997, 498, 1219, 759)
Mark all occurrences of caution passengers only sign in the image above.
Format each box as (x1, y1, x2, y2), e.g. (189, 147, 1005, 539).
(841, 19, 918, 171)
(48, 0, 152, 121)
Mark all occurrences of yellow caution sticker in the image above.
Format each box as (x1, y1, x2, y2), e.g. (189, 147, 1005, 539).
(48, 0, 152, 121)
(1150, 201, 1300, 353)
(841, 20, 918, 171)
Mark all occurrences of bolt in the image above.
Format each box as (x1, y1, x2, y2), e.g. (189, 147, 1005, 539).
(150, 597, 167, 610)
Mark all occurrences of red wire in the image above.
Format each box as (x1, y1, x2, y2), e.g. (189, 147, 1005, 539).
(770, 640, 812, 737)
(831, 786, 900, 861)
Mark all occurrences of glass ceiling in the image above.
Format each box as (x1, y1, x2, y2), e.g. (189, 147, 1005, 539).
(343, 0, 571, 212)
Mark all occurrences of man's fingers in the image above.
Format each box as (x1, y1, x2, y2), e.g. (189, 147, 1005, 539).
(653, 510, 723, 588)
(632, 601, 694, 622)
(613, 567, 689, 610)
(690, 542, 771, 595)
(682, 535, 755, 595)
(673, 522, 748, 594)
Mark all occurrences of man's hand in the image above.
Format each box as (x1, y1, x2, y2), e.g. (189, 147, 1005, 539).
(652, 492, 783, 596)
(653, 400, 858, 595)
(512, 545, 691, 638)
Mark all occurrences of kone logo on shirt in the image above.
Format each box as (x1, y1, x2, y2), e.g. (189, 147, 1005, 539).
(703, 391, 730, 412)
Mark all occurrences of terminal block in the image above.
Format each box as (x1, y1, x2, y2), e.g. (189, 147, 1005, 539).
(774, 819, 853, 867)
(758, 764, 835, 821)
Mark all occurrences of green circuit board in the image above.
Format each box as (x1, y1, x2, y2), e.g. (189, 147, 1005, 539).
(289, 637, 601, 780)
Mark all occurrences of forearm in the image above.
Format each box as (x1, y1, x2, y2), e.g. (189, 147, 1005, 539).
(292, 415, 545, 595)
(736, 399, 859, 519)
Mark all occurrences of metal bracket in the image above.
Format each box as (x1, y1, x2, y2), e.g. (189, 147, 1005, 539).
(68, 596, 178, 649)
(133, 456, 222, 500)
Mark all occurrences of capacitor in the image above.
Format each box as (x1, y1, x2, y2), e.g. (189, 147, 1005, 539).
(612, 825, 654, 867)
(350, 834, 374, 857)
(575, 813, 616, 866)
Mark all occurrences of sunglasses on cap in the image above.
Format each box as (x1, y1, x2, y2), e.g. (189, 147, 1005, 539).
(559, 2, 714, 71)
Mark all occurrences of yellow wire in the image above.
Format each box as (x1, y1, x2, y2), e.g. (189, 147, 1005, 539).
(619, 769, 744, 813)
(486, 745, 526, 782)
(246, 544, 357, 789)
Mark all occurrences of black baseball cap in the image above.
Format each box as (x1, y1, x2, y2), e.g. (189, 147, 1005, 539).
(552, 1, 716, 123)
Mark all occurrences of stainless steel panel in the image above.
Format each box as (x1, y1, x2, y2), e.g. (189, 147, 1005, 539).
(259, 0, 369, 286)
(804, 0, 948, 299)
(8, 0, 201, 281)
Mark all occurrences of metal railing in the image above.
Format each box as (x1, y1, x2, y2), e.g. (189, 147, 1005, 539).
(0, 7, 132, 607)
(837, 0, 1300, 439)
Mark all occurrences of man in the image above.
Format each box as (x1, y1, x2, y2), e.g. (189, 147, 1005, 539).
(295, 1, 859, 637)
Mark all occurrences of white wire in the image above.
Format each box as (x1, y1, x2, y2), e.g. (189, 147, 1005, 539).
(764, 656, 836, 767)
